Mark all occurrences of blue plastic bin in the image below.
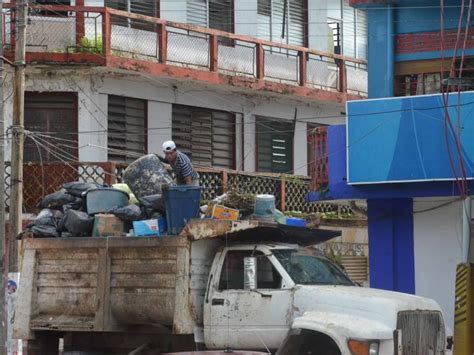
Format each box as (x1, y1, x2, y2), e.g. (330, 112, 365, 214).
(163, 186, 202, 235)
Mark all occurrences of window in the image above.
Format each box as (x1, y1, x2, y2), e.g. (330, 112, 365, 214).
(257, 0, 306, 46)
(32, 0, 71, 16)
(219, 250, 282, 290)
(256, 116, 294, 174)
(106, 0, 158, 17)
(24, 92, 78, 162)
(107, 95, 147, 163)
(187, 0, 233, 33)
(172, 105, 235, 169)
(327, 0, 367, 59)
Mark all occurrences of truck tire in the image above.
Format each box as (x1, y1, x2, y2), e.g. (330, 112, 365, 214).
(297, 331, 341, 355)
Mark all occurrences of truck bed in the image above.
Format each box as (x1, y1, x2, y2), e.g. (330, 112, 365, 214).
(14, 236, 218, 339)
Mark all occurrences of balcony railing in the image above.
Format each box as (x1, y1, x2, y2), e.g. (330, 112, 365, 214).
(2, 5, 368, 97)
(3, 161, 339, 214)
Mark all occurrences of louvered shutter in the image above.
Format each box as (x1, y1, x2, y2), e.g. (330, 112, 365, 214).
(212, 111, 235, 169)
(209, 0, 232, 33)
(24, 93, 78, 162)
(355, 9, 367, 60)
(172, 105, 235, 169)
(187, 0, 208, 27)
(257, 0, 272, 41)
(257, 117, 294, 174)
(342, 0, 355, 58)
(130, 0, 155, 16)
(108, 95, 146, 163)
(271, 0, 286, 44)
(288, 0, 305, 46)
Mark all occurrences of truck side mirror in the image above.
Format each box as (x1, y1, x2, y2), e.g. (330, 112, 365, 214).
(244, 257, 257, 290)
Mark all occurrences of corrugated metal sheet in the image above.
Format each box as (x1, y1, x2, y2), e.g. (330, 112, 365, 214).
(172, 105, 234, 169)
(108, 95, 146, 163)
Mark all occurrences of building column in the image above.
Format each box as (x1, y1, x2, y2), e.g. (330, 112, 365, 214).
(367, 5, 394, 98)
(243, 112, 256, 172)
(148, 101, 172, 155)
(293, 121, 308, 176)
(367, 198, 415, 294)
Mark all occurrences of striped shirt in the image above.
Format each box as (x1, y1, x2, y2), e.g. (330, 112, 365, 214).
(171, 150, 199, 184)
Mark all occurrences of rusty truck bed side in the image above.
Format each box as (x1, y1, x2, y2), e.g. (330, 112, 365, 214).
(14, 236, 196, 339)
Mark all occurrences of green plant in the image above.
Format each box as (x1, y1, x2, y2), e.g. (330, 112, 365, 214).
(77, 37, 103, 55)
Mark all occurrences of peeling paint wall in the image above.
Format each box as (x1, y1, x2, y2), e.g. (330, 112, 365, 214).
(3, 67, 344, 175)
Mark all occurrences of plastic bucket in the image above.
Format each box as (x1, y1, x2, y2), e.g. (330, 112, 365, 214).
(163, 186, 201, 235)
(86, 188, 129, 215)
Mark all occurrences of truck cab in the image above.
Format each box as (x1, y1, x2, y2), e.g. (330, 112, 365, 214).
(204, 243, 446, 355)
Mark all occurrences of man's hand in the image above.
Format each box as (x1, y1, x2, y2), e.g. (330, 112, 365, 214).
(184, 176, 193, 185)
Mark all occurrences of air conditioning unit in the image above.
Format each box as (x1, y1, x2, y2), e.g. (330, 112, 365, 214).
(454, 263, 474, 355)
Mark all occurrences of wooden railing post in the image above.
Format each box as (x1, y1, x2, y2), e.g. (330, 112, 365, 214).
(338, 59, 347, 93)
(298, 51, 307, 87)
(103, 162, 116, 185)
(280, 175, 286, 212)
(75, 1, 85, 46)
(256, 43, 265, 79)
(221, 170, 228, 193)
(10, 0, 16, 50)
(158, 23, 167, 63)
(102, 9, 111, 57)
(209, 34, 218, 72)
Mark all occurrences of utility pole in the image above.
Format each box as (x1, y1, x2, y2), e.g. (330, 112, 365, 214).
(10, 0, 27, 273)
(0, 0, 6, 352)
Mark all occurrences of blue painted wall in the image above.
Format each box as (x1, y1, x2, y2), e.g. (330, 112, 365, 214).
(368, 198, 415, 293)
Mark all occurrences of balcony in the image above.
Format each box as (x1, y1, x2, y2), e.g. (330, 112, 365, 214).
(2, 5, 368, 101)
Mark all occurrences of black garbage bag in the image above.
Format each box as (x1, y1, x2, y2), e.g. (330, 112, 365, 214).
(60, 232, 83, 238)
(38, 190, 76, 209)
(109, 204, 143, 222)
(139, 194, 165, 218)
(34, 209, 64, 228)
(61, 209, 95, 235)
(31, 225, 60, 238)
(62, 196, 85, 211)
(63, 181, 104, 197)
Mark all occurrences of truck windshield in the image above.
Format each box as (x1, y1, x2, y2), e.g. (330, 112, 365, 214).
(273, 249, 355, 286)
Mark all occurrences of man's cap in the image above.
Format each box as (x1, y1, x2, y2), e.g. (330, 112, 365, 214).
(162, 140, 176, 153)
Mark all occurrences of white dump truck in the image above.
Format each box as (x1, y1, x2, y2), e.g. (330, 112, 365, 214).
(14, 220, 447, 355)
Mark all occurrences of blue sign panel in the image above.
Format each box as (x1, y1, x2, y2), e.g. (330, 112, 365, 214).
(347, 91, 474, 184)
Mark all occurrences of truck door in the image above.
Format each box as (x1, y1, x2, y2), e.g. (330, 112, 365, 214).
(204, 249, 292, 351)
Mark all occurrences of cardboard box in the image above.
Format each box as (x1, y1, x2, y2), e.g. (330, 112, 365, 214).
(133, 218, 166, 237)
(92, 214, 126, 237)
(211, 204, 239, 221)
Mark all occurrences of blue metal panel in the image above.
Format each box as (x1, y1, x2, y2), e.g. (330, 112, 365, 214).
(347, 91, 474, 184)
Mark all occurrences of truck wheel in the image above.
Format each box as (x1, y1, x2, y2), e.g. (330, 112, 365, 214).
(297, 331, 341, 355)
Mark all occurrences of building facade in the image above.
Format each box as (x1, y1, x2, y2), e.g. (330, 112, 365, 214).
(308, 0, 474, 333)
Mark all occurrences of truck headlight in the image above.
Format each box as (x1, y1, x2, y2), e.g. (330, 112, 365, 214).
(347, 339, 379, 355)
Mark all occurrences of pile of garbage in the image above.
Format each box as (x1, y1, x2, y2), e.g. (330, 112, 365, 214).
(25, 154, 173, 238)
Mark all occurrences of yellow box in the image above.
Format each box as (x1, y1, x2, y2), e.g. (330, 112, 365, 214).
(211, 204, 239, 221)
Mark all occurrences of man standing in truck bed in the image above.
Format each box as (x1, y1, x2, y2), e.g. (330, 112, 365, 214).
(162, 140, 200, 186)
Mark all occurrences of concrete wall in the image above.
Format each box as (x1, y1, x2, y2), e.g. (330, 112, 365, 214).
(413, 197, 466, 334)
(7, 67, 344, 175)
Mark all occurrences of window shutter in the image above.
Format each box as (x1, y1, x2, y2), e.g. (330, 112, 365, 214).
(131, 0, 156, 17)
(187, 0, 208, 27)
(288, 0, 305, 46)
(257, 117, 294, 174)
(24, 93, 77, 162)
(355, 9, 368, 60)
(209, 0, 232, 33)
(342, 0, 356, 58)
(257, 0, 272, 41)
(212, 111, 235, 169)
(172, 105, 235, 169)
(108, 95, 146, 163)
(271, 0, 286, 44)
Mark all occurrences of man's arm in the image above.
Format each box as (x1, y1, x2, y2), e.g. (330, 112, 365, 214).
(184, 175, 193, 185)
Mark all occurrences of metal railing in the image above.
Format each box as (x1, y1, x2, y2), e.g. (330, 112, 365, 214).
(2, 4, 368, 96)
(4, 161, 341, 214)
